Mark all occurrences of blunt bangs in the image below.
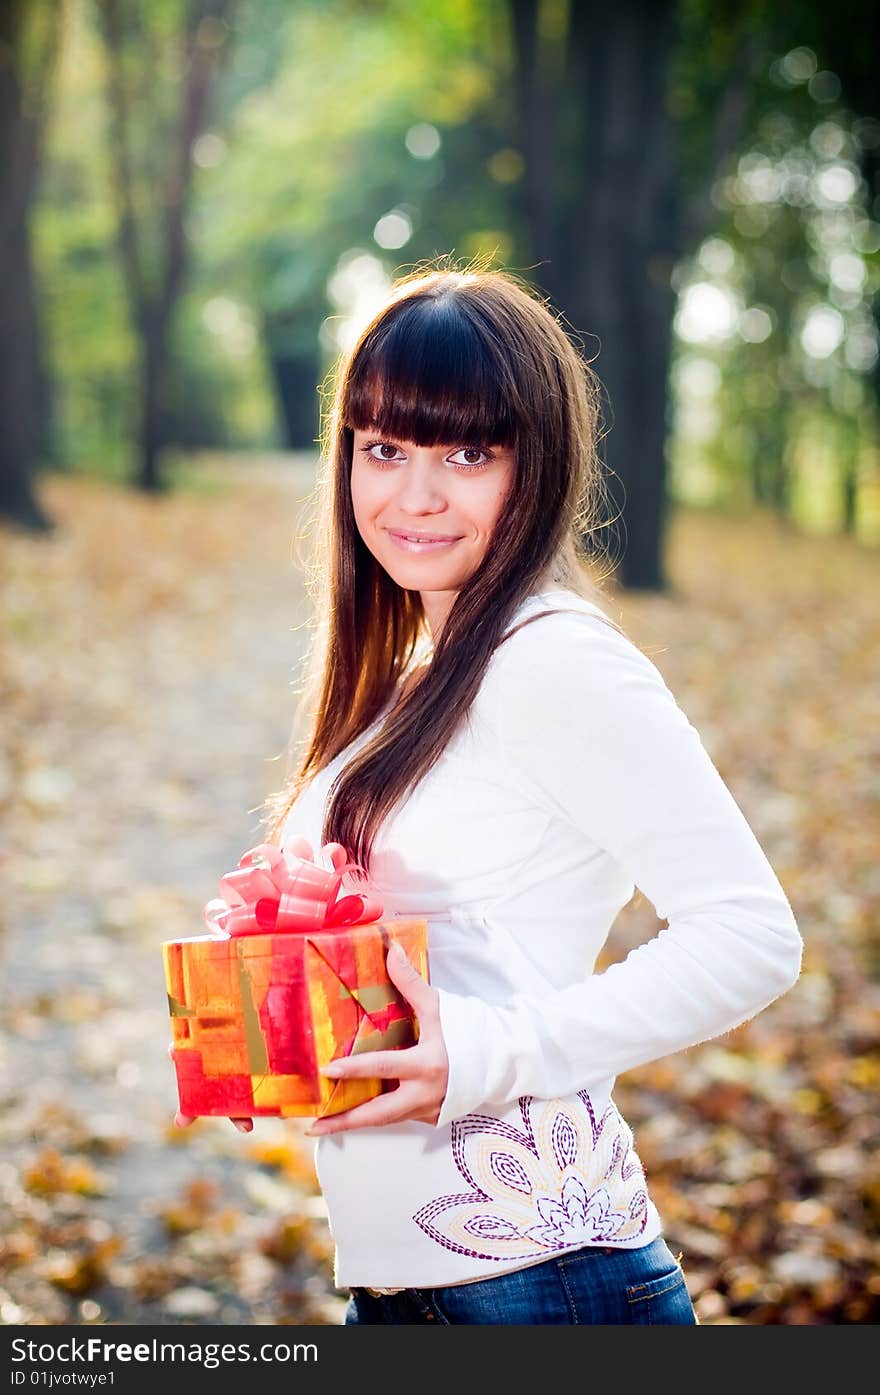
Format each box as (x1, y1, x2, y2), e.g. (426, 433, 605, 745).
(343, 293, 519, 449)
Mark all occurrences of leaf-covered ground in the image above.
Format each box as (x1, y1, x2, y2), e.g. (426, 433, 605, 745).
(1, 458, 877, 1326)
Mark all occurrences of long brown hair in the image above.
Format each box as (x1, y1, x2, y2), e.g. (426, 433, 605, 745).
(258, 257, 622, 877)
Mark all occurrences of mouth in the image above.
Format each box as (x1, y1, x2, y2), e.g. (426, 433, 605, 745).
(387, 529, 463, 553)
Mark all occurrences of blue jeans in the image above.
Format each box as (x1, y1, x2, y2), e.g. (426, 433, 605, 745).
(344, 1236, 697, 1325)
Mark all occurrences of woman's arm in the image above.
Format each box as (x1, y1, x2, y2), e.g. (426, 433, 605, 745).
(434, 611, 803, 1128)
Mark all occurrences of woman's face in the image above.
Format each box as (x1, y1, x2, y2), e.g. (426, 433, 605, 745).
(350, 426, 515, 641)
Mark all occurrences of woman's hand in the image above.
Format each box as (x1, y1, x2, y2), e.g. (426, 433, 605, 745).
(304, 940, 449, 1137)
(166, 1043, 254, 1133)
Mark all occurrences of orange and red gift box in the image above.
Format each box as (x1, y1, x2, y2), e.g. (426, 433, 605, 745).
(163, 838, 428, 1120)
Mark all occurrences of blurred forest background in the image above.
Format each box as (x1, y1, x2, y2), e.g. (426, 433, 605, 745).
(1, 0, 878, 1327)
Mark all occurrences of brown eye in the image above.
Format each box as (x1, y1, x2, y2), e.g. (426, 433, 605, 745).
(363, 441, 403, 464)
(448, 447, 492, 470)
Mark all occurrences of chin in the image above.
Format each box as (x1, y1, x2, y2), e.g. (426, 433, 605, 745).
(379, 546, 458, 576)
(388, 563, 459, 586)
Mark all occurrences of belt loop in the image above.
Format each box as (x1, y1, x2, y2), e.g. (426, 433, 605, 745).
(408, 1287, 440, 1322)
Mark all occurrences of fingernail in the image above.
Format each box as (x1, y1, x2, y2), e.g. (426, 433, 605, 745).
(390, 941, 406, 960)
(321, 1062, 343, 1077)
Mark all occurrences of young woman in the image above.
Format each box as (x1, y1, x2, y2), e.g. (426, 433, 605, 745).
(177, 262, 803, 1324)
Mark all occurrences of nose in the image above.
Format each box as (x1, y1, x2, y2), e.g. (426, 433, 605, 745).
(395, 450, 450, 515)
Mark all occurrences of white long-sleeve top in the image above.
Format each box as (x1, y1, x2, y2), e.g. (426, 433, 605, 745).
(280, 589, 802, 1290)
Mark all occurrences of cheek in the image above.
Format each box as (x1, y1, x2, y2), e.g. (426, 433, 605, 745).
(476, 475, 513, 533)
(350, 465, 385, 524)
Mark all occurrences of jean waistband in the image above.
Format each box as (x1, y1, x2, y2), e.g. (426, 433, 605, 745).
(357, 1244, 622, 1297)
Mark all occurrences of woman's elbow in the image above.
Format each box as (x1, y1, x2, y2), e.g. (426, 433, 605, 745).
(766, 907, 804, 997)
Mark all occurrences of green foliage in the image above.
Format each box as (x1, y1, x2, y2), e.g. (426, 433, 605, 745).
(28, 0, 880, 532)
(35, 0, 515, 468)
(669, 1, 879, 537)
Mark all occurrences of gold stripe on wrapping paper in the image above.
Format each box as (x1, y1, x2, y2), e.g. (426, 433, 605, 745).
(342, 983, 397, 1012)
(308, 938, 396, 1119)
(167, 993, 196, 1018)
(350, 1018, 412, 1053)
(235, 943, 269, 1075)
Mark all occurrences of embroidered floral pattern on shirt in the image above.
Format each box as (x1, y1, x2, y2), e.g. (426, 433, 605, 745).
(413, 1092, 649, 1262)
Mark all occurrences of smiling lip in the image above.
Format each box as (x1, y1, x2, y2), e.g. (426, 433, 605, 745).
(387, 529, 463, 552)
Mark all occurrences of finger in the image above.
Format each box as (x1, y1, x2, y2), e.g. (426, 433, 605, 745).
(385, 941, 433, 1011)
(305, 1085, 421, 1136)
(174, 1109, 252, 1131)
(282, 835, 314, 862)
(320, 841, 350, 873)
(321, 1046, 419, 1081)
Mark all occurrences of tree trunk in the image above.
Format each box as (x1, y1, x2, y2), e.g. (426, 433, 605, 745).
(506, 1, 762, 591)
(0, 0, 61, 532)
(0, 219, 53, 530)
(34, 301, 61, 469)
(267, 343, 323, 450)
(770, 453, 791, 519)
(751, 412, 789, 508)
(139, 323, 169, 492)
(839, 415, 860, 536)
(98, 0, 236, 493)
(557, 0, 681, 591)
(842, 461, 857, 535)
(508, 0, 558, 277)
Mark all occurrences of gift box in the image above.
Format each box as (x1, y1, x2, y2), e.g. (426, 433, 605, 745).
(163, 838, 429, 1120)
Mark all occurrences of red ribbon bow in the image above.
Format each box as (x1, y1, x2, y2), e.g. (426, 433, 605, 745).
(202, 835, 383, 938)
